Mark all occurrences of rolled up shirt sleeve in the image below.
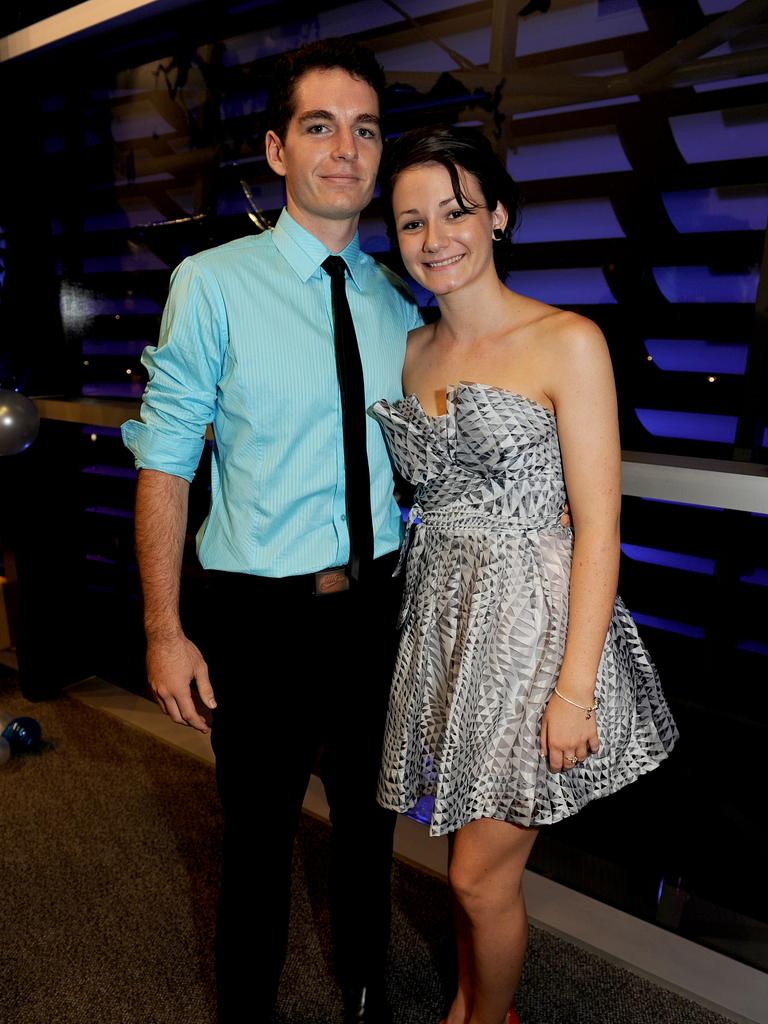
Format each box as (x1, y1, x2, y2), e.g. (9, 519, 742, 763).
(121, 257, 228, 482)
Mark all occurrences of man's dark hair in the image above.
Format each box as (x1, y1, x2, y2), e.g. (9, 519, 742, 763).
(381, 124, 522, 280)
(266, 39, 386, 143)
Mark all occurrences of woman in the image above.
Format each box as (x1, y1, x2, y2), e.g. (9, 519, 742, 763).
(372, 126, 678, 1024)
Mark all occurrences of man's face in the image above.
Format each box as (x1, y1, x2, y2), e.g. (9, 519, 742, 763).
(266, 68, 382, 232)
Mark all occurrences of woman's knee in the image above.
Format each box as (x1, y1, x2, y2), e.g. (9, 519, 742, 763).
(448, 859, 517, 917)
(448, 850, 528, 917)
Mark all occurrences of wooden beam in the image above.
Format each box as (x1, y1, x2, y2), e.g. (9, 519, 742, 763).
(494, 46, 768, 114)
(373, 9, 489, 56)
(620, 0, 768, 93)
(387, 67, 606, 97)
(489, 0, 517, 76)
(389, 45, 768, 119)
(384, 0, 768, 113)
(667, 45, 768, 87)
(378, 0, 476, 69)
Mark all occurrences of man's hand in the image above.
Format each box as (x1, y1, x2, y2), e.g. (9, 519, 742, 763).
(146, 634, 216, 733)
(134, 471, 214, 732)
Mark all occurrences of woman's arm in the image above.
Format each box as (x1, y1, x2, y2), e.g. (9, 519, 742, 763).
(540, 314, 621, 772)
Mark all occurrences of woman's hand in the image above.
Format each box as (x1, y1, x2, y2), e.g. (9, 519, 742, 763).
(540, 687, 599, 772)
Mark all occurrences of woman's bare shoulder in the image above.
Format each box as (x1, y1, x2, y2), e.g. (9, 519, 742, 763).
(406, 322, 435, 347)
(528, 310, 607, 373)
(536, 309, 606, 349)
(402, 322, 435, 392)
(524, 310, 612, 409)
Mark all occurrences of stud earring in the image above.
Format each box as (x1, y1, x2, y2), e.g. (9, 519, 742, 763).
(492, 228, 503, 242)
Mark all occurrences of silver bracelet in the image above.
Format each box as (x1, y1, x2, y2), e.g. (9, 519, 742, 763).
(553, 686, 600, 721)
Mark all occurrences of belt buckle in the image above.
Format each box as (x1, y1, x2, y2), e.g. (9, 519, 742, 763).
(313, 567, 350, 596)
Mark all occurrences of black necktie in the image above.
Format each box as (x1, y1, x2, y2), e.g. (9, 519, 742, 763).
(322, 255, 374, 583)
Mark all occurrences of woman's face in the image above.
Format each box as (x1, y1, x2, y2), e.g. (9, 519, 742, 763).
(391, 161, 506, 296)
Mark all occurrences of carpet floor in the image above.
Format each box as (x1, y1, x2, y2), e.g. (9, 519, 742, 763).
(0, 670, 732, 1024)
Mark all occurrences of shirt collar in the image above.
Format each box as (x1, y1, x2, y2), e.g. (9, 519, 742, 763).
(272, 208, 365, 291)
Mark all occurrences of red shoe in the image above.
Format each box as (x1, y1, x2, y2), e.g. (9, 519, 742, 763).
(438, 1004, 521, 1024)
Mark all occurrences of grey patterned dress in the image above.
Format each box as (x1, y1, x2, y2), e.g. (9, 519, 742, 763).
(372, 381, 678, 836)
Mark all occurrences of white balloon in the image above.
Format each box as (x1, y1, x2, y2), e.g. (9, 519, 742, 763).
(0, 736, 11, 766)
(0, 389, 40, 456)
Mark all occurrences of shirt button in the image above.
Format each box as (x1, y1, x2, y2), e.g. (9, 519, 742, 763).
(341, 514, 347, 521)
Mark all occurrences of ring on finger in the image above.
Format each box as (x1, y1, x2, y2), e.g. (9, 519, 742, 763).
(565, 754, 579, 765)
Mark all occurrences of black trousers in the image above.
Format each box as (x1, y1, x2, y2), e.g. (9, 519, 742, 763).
(205, 555, 401, 1021)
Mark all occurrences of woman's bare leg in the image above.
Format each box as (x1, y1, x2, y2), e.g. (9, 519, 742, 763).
(444, 834, 473, 1022)
(443, 818, 538, 1024)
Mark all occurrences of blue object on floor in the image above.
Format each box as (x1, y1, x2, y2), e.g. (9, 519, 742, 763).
(2, 716, 42, 753)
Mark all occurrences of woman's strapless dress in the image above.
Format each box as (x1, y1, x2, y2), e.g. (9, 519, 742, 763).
(372, 382, 678, 836)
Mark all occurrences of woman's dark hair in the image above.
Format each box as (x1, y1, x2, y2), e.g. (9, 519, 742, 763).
(266, 39, 386, 143)
(381, 125, 521, 279)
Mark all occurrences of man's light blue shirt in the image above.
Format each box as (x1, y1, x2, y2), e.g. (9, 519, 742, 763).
(122, 209, 422, 576)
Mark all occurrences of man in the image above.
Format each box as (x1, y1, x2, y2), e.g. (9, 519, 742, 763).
(122, 39, 420, 1024)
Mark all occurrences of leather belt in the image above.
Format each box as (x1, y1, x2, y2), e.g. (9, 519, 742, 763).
(206, 550, 399, 597)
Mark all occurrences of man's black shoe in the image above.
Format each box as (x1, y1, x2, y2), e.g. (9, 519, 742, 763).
(343, 985, 393, 1024)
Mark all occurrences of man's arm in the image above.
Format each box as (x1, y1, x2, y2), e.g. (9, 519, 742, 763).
(135, 468, 216, 733)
